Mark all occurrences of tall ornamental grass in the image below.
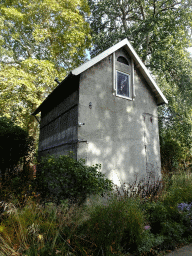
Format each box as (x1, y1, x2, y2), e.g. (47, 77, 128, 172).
(0, 200, 85, 255)
(160, 170, 192, 207)
(84, 196, 145, 255)
(0, 196, 145, 255)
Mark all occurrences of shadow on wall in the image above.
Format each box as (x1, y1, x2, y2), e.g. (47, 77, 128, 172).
(77, 65, 161, 189)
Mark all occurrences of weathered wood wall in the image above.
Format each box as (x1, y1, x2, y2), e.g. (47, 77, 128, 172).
(38, 90, 79, 158)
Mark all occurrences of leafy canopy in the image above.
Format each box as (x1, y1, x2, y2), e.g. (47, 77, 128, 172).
(0, 0, 91, 136)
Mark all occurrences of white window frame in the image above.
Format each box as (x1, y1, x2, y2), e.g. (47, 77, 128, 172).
(116, 70, 132, 100)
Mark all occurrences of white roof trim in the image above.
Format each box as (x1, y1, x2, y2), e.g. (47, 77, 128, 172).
(72, 38, 168, 105)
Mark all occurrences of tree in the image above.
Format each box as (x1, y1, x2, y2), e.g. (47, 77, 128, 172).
(0, 117, 34, 183)
(88, 0, 192, 170)
(0, 0, 91, 138)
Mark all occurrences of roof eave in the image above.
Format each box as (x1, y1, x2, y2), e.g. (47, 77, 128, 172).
(120, 43, 168, 105)
(32, 72, 74, 116)
(72, 38, 168, 105)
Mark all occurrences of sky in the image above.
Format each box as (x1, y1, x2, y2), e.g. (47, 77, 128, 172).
(188, 47, 192, 55)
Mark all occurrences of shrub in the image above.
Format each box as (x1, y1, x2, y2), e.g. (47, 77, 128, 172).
(138, 230, 165, 255)
(142, 201, 169, 235)
(141, 198, 192, 252)
(36, 154, 113, 204)
(0, 116, 34, 184)
(160, 133, 182, 172)
(177, 202, 192, 233)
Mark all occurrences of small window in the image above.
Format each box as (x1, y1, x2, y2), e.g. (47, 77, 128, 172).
(117, 56, 129, 65)
(116, 71, 130, 98)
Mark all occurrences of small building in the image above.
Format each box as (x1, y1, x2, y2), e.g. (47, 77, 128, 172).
(33, 39, 168, 187)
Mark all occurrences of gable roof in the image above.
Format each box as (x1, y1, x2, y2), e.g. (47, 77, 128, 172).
(32, 38, 167, 116)
(72, 38, 168, 105)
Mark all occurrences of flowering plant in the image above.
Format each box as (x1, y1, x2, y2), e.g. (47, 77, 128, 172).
(144, 225, 151, 230)
(177, 202, 192, 228)
(178, 202, 192, 212)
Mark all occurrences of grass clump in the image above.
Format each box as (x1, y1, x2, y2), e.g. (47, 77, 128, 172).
(0, 200, 83, 255)
(161, 170, 192, 207)
(84, 196, 145, 255)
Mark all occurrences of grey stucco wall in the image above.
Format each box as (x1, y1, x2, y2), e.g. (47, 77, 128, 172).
(77, 47, 161, 187)
(38, 91, 79, 158)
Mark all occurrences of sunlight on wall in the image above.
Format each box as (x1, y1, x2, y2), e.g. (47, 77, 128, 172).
(129, 166, 134, 174)
(116, 146, 126, 166)
(99, 91, 106, 99)
(104, 110, 111, 118)
(103, 147, 112, 157)
(154, 139, 159, 155)
(141, 147, 145, 156)
(105, 136, 111, 142)
(126, 106, 133, 113)
(88, 142, 101, 156)
(108, 169, 121, 186)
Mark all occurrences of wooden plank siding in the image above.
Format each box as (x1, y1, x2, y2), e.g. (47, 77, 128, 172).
(38, 90, 79, 158)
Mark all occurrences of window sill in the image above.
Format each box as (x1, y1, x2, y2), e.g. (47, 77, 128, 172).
(115, 94, 133, 100)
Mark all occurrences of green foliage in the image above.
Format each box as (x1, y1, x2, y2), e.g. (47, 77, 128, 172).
(0, 0, 91, 139)
(160, 132, 183, 172)
(0, 200, 81, 255)
(142, 201, 173, 234)
(36, 154, 113, 204)
(0, 116, 34, 183)
(138, 230, 164, 255)
(140, 173, 192, 251)
(161, 221, 188, 248)
(159, 101, 192, 172)
(85, 197, 145, 254)
(2, 170, 192, 255)
(88, 0, 191, 60)
(161, 171, 192, 207)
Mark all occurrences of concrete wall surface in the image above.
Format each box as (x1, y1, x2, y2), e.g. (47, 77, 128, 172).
(77, 47, 162, 187)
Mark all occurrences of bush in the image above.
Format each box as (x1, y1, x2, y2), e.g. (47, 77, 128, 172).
(160, 133, 182, 172)
(138, 230, 164, 255)
(142, 201, 169, 235)
(141, 198, 192, 252)
(36, 154, 113, 204)
(0, 116, 34, 183)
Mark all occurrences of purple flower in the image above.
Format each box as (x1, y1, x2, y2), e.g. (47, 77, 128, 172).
(177, 202, 192, 212)
(144, 225, 151, 230)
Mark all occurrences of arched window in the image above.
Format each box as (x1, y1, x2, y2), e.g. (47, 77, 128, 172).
(117, 56, 129, 65)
